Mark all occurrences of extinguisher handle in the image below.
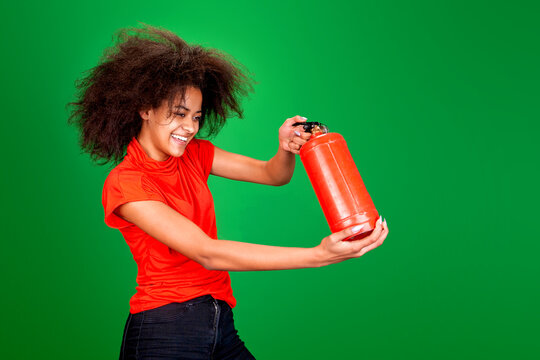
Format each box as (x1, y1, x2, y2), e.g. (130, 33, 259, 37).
(292, 121, 324, 133)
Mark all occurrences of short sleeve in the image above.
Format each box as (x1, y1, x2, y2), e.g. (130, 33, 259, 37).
(102, 170, 166, 229)
(193, 139, 215, 180)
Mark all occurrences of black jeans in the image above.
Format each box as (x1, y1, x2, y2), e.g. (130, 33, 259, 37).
(120, 295, 256, 359)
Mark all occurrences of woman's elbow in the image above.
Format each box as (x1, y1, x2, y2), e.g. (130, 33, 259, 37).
(268, 174, 292, 186)
(199, 256, 229, 271)
(194, 241, 222, 271)
(278, 178, 291, 186)
(269, 179, 289, 186)
(201, 260, 220, 271)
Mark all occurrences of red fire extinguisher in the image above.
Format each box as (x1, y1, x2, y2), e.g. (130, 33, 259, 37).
(295, 122, 380, 241)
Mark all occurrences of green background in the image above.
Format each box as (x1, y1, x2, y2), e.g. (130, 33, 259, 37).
(1, 0, 538, 359)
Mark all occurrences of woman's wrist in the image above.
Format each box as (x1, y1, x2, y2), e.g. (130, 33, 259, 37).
(264, 146, 295, 185)
(310, 245, 330, 268)
(277, 143, 296, 158)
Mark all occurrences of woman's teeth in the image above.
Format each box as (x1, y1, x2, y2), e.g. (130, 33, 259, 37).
(171, 134, 188, 141)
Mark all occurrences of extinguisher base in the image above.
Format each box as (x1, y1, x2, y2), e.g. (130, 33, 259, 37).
(344, 229, 374, 242)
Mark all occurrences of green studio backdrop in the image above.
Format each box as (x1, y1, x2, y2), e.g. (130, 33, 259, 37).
(1, 0, 538, 359)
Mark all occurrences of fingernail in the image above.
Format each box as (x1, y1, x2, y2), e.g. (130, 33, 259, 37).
(301, 117, 308, 120)
(378, 216, 382, 225)
(352, 224, 365, 233)
(294, 131, 301, 136)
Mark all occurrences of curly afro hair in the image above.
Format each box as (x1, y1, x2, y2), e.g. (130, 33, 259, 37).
(68, 24, 254, 164)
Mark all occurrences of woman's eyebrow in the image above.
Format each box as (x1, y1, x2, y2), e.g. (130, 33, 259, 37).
(173, 105, 202, 113)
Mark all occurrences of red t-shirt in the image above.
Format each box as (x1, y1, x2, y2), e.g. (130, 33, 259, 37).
(102, 137, 235, 314)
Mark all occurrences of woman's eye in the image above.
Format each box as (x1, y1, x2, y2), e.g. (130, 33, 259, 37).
(174, 113, 200, 122)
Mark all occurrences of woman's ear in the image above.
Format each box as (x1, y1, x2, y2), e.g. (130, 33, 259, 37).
(139, 107, 152, 121)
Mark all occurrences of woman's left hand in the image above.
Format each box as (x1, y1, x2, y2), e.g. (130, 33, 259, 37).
(279, 115, 312, 155)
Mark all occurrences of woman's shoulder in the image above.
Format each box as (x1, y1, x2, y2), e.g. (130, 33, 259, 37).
(103, 160, 153, 191)
(185, 139, 215, 177)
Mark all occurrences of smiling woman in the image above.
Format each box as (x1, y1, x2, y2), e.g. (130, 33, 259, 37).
(137, 87, 202, 160)
(68, 24, 388, 359)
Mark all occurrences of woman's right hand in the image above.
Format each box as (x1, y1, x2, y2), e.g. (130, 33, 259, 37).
(315, 217, 389, 266)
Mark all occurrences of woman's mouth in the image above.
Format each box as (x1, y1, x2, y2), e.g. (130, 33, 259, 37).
(171, 134, 188, 144)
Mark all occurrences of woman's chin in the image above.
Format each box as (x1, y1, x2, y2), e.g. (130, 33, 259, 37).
(168, 139, 188, 157)
(169, 148, 186, 157)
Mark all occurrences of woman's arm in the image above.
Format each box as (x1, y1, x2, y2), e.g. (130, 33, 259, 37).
(115, 200, 388, 271)
(210, 115, 311, 185)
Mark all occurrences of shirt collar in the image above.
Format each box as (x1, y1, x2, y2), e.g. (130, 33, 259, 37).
(125, 137, 178, 174)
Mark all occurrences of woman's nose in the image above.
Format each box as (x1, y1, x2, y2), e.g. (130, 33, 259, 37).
(181, 119, 196, 134)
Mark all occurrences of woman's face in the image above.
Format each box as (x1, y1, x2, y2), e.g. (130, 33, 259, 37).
(138, 86, 202, 161)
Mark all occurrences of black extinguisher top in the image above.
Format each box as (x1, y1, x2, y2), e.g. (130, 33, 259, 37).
(292, 121, 329, 134)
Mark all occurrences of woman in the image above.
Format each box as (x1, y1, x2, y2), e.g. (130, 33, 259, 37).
(69, 25, 388, 360)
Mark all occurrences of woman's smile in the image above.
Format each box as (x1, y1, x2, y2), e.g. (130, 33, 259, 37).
(171, 133, 189, 145)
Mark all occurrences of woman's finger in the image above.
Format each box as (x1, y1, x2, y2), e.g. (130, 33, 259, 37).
(286, 115, 308, 127)
(291, 136, 308, 146)
(358, 220, 389, 256)
(288, 142, 301, 151)
(328, 218, 382, 244)
(326, 224, 367, 244)
(348, 219, 384, 253)
(321, 218, 385, 264)
(293, 130, 311, 140)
